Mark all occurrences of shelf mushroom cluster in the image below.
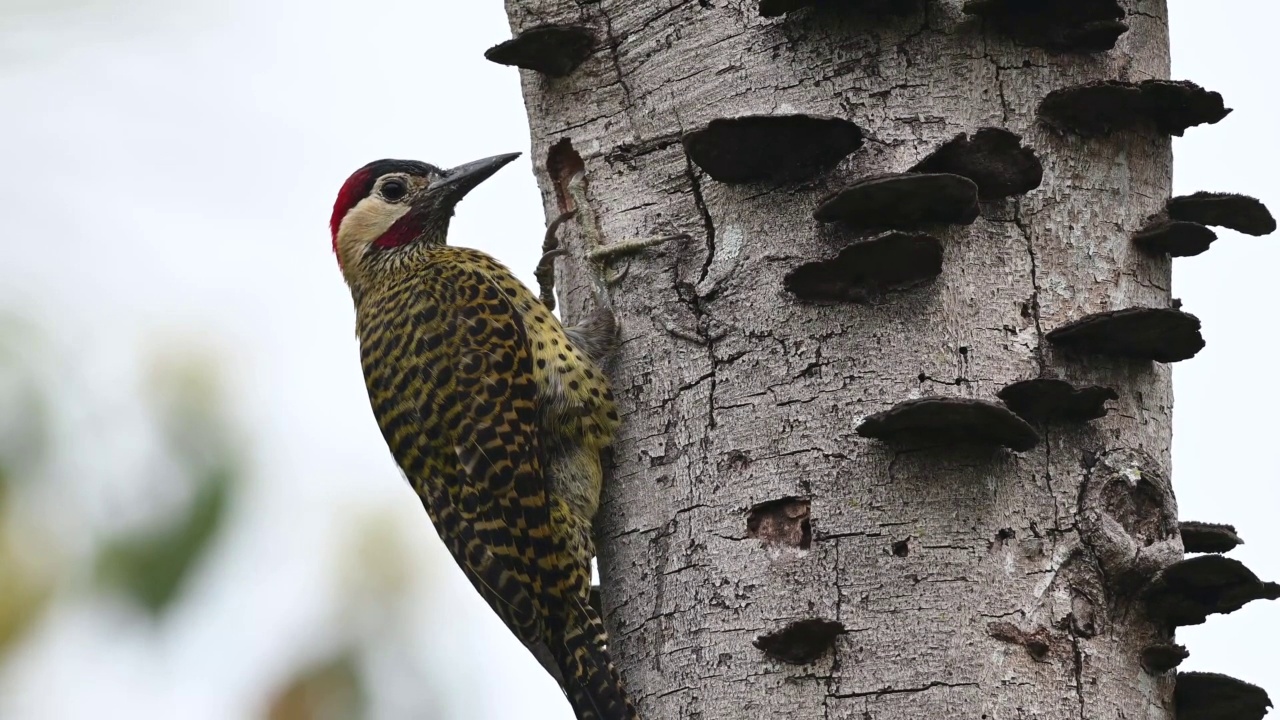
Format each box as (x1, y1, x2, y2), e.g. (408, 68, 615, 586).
(485, 1, 1276, 713)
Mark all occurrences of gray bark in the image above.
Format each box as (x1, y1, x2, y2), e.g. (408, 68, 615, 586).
(506, 1, 1181, 718)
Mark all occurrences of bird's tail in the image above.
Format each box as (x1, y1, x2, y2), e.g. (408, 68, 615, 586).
(564, 307, 619, 365)
(553, 599, 638, 720)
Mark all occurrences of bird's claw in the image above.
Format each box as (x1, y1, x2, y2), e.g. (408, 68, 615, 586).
(588, 233, 689, 264)
(535, 210, 578, 311)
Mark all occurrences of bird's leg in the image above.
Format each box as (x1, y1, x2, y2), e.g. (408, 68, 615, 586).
(537, 171, 687, 363)
(562, 170, 688, 312)
(535, 209, 576, 312)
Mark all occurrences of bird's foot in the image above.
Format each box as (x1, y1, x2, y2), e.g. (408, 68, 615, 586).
(588, 233, 689, 285)
(534, 209, 577, 311)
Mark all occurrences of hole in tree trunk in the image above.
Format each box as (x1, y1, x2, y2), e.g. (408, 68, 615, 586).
(754, 619, 846, 665)
(747, 497, 812, 550)
(546, 138, 585, 214)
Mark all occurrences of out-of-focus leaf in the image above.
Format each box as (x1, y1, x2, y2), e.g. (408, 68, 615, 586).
(265, 651, 366, 720)
(0, 526, 55, 654)
(144, 348, 235, 474)
(94, 466, 230, 614)
(338, 508, 418, 605)
(0, 315, 52, 483)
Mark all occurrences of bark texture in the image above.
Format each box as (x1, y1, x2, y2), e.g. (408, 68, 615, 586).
(506, 1, 1184, 718)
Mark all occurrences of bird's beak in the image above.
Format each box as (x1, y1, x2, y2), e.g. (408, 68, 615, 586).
(424, 152, 522, 207)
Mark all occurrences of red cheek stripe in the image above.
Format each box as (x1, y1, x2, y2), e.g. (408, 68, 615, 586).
(372, 209, 427, 250)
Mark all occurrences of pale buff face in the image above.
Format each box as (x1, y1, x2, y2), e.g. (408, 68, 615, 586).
(333, 171, 439, 277)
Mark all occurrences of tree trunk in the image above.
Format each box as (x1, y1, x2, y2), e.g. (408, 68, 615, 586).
(505, 2, 1201, 718)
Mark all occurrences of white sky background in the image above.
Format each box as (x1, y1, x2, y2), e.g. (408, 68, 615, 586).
(0, 1, 1275, 719)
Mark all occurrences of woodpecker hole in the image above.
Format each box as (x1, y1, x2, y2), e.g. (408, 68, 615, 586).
(891, 539, 910, 557)
(754, 619, 846, 665)
(546, 138, 585, 214)
(746, 497, 811, 550)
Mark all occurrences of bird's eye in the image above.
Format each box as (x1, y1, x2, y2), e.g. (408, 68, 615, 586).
(380, 178, 408, 202)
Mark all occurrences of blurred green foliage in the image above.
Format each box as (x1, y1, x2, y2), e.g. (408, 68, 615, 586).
(94, 466, 230, 615)
(0, 318, 435, 717)
(0, 316, 56, 652)
(93, 350, 238, 615)
(0, 520, 53, 654)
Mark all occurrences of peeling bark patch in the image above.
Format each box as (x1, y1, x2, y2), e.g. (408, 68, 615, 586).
(759, 0, 921, 18)
(681, 115, 864, 184)
(1132, 219, 1217, 257)
(1175, 672, 1273, 720)
(1144, 555, 1280, 627)
(1180, 522, 1244, 554)
(856, 397, 1040, 451)
(753, 618, 845, 664)
(1046, 307, 1205, 363)
(997, 378, 1117, 424)
(546, 138, 586, 214)
(484, 25, 597, 77)
(963, 0, 1127, 53)
(909, 128, 1043, 201)
(1140, 643, 1189, 674)
(747, 497, 812, 550)
(1037, 80, 1231, 137)
(784, 231, 942, 303)
(987, 622, 1058, 661)
(1167, 192, 1277, 236)
(814, 173, 980, 228)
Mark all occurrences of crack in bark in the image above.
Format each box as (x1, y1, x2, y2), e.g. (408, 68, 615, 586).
(1013, 204, 1048, 375)
(1044, 427, 1062, 530)
(594, 4, 637, 121)
(677, 154, 721, 432)
(1069, 633, 1088, 720)
(685, 157, 717, 286)
(832, 680, 979, 699)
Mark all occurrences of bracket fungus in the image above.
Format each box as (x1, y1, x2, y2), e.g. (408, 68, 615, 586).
(784, 231, 942, 303)
(1167, 192, 1277, 236)
(1133, 219, 1218, 257)
(682, 114, 864, 184)
(754, 619, 846, 664)
(856, 397, 1040, 451)
(909, 128, 1043, 201)
(963, 0, 1128, 53)
(759, 0, 922, 18)
(996, 378, 1117, 424)
(1175, 672, 1273, 720)
(814, 173, 979, 228)
(1180, 522, 1244, 554)
(484, 25, 597, 77)
(1141, 643, 1189, 674)
(1144, 555, 1280, 627)
(1046, 307, 1205, 363)
(1038, 80, 1231, 137)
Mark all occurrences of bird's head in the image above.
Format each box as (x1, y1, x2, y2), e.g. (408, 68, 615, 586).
(330, 152, 520, 279)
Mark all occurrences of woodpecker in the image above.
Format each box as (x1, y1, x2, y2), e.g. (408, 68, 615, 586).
(330, 152, 636, 720)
